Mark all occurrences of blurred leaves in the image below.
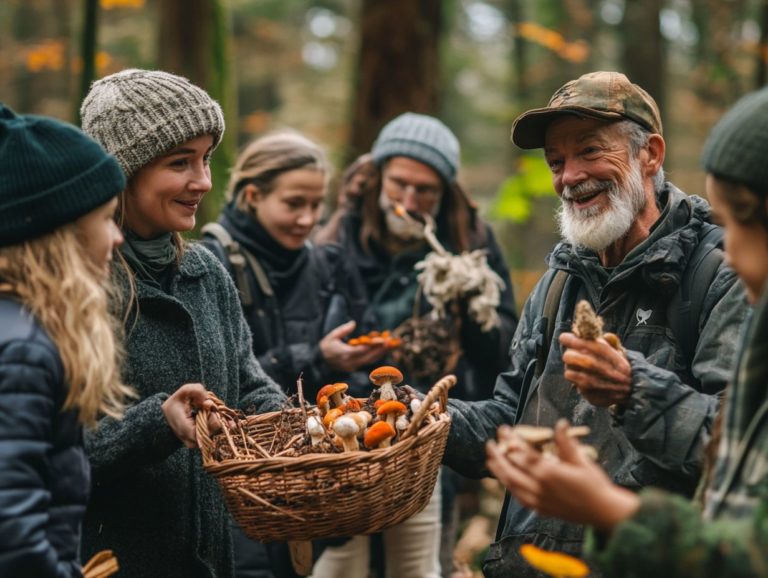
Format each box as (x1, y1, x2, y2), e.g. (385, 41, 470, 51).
(515, 21, 589, 63)
(100, 0, 144, 9)
(490, 155, 555, 223)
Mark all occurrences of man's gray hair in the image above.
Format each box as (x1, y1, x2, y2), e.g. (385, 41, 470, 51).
(618, 120, 665, 192)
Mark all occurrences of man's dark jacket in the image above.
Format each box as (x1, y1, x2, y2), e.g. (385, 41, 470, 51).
(443, 185, 750, 577)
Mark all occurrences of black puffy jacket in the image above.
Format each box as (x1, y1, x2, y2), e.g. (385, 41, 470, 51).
(0, 297, 88, 578)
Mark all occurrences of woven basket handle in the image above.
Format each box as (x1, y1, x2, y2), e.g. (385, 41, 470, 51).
(195, 393, 236, 457)
(401, 374, 456, 440)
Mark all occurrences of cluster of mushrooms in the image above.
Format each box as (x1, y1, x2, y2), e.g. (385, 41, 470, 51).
(306, 365, 440, 453)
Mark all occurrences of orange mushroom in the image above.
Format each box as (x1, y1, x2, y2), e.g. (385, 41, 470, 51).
(376, 400, 407, 431)
(369, 366, 403, 401)
(363, 421, 396, 449)
(322, 407, 345, 429)
(316, 382, 349, 411)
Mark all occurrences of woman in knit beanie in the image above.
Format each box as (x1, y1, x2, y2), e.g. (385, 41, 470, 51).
(485, 88, 768, 577)
(79, 69, 286, 578)
(0, 104, 134, 577)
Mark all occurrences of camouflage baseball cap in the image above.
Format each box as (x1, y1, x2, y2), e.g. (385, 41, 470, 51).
(511, 71, 662, 149)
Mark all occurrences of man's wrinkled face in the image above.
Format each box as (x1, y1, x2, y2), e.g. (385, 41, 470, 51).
(544, 117, 647, 251)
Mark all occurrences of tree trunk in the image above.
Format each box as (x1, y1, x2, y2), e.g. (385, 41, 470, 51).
(77, 0, 99, 123)
(757, 0, 768, 88)
(348, 0, 442, 163)
(157, 0, 235, 232)
(621, 0, 665, 115)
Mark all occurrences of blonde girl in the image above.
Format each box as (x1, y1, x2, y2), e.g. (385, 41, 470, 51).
(0, 105, 132, 577)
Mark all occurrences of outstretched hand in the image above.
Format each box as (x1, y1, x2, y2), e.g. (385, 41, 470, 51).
(320, 320, 388, 372)
(485, 419, 639, 532)
(559, 331, 632, 407)
(162, 383, 220, 448)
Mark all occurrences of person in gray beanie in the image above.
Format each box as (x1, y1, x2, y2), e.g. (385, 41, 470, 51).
(311, 113, 518, 578)
(78, 70, 286, 578)
(0, 103, 134, 577)
(484, 85, 768, 578)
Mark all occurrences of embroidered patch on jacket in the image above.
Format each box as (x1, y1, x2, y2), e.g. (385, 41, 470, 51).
(636, 308, 652, 326)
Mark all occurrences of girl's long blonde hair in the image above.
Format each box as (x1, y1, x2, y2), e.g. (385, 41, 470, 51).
(0, 225, 134, 427)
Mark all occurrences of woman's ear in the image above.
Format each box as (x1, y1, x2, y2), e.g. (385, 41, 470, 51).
(243, 183, 261, 210)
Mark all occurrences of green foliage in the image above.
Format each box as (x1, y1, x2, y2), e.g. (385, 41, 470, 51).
(490, 154, 555, 223)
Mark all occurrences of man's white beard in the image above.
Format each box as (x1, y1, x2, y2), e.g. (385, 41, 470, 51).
(379, 193, 426, 242)
(557, 160, 647, 252)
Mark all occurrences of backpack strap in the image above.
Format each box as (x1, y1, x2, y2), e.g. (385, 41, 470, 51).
(201, 222, 259, 306)
(535, 269, 569, 378)
(667, 223, 724, 372)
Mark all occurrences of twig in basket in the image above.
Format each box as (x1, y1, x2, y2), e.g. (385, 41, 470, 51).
(221, 422, 239, 458)
(236, 487, 307, 522)
(247, 435, 272, 459)
(237, 421, 252, 458)
(296, 373, 310, 445)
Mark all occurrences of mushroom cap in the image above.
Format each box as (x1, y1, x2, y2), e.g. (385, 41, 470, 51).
(332, 415, 360, 437)
(369, 365, 403, 386)
(376, 400, 407, 417)
(322, 407, 345, 429)
(364, 421, 396, 449)
(316, 382, 349, 405)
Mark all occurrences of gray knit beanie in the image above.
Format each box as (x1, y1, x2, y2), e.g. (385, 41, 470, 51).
(371, 112, 460, 184)
(701, 87, 768, 195)
(80, 69, 225, 178)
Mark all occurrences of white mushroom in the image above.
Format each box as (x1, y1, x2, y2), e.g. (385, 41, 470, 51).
(332, 416, 361, 452)
(306, 416, 325, 446)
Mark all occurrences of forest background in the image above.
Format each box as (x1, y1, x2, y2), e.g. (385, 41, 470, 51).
(2, 0, 767, 309)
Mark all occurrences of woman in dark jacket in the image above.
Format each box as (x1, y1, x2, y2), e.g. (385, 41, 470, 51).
(202, 131, 387, 577)
(0, 105, 133, 577)
(202, 131, 384, 401)
(79, 69, 286, 578)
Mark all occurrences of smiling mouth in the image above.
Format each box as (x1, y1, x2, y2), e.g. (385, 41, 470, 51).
(176, 199, 200, 210)
(567, 185, 608, 207)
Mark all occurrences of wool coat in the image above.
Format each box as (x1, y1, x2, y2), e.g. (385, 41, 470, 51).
(0, 298, 88, 578)
(81, 245, 286, 578)
(443, 185, 751, 577)
(587, 283, 768, 577)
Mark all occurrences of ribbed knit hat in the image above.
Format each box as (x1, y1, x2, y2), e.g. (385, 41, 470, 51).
(80, 69, 225, 178)
(701, 86, 768, 195)
(371, 113, 460, 184)
(0, 103, 125, 247)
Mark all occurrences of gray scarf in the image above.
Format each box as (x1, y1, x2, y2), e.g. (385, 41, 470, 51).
(120, 230, 177, 289)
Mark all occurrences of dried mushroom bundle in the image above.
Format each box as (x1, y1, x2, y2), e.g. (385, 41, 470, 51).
(572, 300, 625, 353)
(497, 424, 597, 461)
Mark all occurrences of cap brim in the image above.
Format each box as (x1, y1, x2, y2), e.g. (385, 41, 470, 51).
(511, 106, 626, 149)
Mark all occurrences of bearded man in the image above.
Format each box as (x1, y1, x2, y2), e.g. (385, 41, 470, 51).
(442, 71, 750, 577)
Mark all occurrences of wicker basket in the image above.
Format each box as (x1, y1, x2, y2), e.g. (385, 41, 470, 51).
(196, 375, 455, 543)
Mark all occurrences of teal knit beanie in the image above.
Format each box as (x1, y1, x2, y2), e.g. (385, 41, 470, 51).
(701, 86, 768, 195)
(0, 103, 126, 247)
(371, 112, 460, 184)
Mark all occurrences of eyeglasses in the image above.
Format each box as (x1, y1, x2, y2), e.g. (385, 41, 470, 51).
(385, 175, 442, 198)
